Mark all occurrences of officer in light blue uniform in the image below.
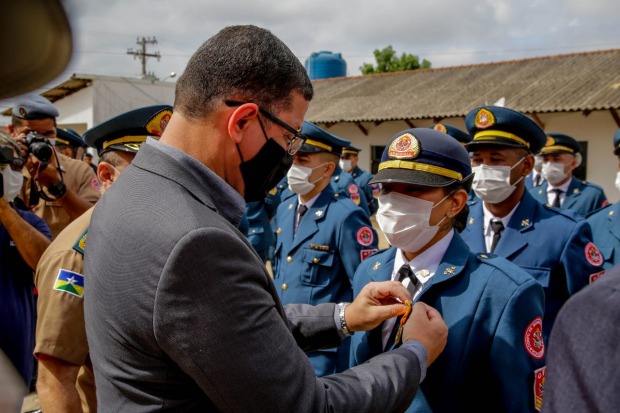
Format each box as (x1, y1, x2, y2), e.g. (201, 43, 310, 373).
(461, 106, 604, 342)
(340, 145, 379, 215)
(243, 201, 273, 261)
(530, 133, 607, 216)
(350, 128, 546, 413)
(272, 121, 378, 377)
(275, 124, 371, 216)
(586, 128, 620, 270)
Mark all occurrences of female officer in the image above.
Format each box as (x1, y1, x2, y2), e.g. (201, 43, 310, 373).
(349, 128, 546, 413)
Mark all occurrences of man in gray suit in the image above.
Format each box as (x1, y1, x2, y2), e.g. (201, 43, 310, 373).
(84, 25, 448, 412)
(542, 266, 620, 412)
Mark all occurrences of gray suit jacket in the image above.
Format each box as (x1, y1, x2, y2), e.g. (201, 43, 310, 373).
(84, 143, 421, 413)
(542, 265, 620, 412)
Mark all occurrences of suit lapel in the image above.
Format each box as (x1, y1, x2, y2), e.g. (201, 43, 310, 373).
(289, 189, 332, 252)
(364, 250, 396, 354)
(562, 178, 582, 210)
(463, 200, 486, 252)
(493, 193, 537, 259)
(531, 182, 548, 205)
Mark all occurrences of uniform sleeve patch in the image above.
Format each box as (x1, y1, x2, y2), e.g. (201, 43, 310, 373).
(53, 269, 85, 298)
(350, 193, 361, 204)
(585, 242, 603, 266)
(524, 317, 544, 359)
(360, 249, 378, 261)
(90, 177, 102, 193)
(357, 226, 374, 246)
(371, 185, 380, 199)
(589, 270, 605, 283)
(72, 229, 88, 255)
(533, 366, 546, 411)
(348, 183, 359, 194)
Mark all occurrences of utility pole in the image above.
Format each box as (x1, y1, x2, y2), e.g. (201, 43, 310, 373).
(127, 36, 161, 80)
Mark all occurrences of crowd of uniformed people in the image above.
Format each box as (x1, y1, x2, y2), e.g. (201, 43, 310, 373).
(2, 29, 620, 413)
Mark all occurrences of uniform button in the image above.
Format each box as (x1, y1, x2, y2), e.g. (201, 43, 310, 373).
(286, 256, 292, 263)
(282, 283, 288, 290)
(313, 258, 319, 264)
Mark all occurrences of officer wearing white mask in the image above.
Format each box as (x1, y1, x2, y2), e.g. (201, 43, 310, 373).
(350, 127, 547, 413)
(586, 128, 620, 270)
(461, 105, 604, 343)
(530, 133, 607, 217)
(0, 132, 52, 391)
(272, 121, 378, 377)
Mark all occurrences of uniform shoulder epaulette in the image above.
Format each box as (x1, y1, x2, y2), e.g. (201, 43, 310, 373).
(585, 202, 612, 219)
(72, 227, 89, 255)
(542, 203, 582, 222)
(580, 180, 605, 191)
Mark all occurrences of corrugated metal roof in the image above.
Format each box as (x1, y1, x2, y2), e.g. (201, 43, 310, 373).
(305, 49, 620, 124)
(1, 75, 92, 116)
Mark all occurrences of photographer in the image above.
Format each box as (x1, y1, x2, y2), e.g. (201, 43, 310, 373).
(9, 95, 100, 238)
(0, 132, 52, 392)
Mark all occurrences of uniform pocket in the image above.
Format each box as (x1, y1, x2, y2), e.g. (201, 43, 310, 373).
(300, 248, 335, 286)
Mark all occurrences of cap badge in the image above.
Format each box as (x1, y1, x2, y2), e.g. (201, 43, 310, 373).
(433, 124, 448, 134)
(474, 108, 495, 129)
(146, 108, 172, 135)
(18, 106, 27, 117)
(545, 136, 555, 147)
(388, 133, 420, 159)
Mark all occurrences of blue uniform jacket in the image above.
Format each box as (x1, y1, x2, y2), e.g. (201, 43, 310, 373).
(350, 166, 379, 215)
(529, 177, 607, 217)
(273, 185, 378, 376)
(331, 165, 370, 216)
(244, 201, 274, 262)
(587, 202, 620, 270)
(350, 233, 546, 413)
(462, 191, 603, 341)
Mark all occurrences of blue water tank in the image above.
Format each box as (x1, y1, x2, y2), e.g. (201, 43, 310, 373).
(305, 51, 347, 80)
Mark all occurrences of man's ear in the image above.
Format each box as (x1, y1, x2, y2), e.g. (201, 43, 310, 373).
(97, 162, 116, 191)
(227, 103, 260, 144)
(448, 189, 468, 218)
(521, 154, 534, 177)
(7, 124, 15, 135)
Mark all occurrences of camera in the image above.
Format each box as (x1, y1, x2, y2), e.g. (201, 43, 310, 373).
(25, 131, 54, 163)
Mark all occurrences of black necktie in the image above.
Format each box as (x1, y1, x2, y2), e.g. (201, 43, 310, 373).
(490, 219, 504, 253)
(295, 204, 308, 232)
(396, 263, 418, 294)
(534, 174, 542, 187)
(552, 189, 563, 207)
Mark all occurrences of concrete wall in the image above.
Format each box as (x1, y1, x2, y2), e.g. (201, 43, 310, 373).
(55, 87, 93, 134)
(319, 111, 620, 203)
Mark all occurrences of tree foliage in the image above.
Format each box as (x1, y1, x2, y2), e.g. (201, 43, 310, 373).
(360, 45, 431, 74)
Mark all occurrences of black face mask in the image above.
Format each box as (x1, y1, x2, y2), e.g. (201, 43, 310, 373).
(239, 137, 293, 202)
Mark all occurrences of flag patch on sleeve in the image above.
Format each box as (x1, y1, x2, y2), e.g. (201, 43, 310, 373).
(53, 269, 85, 298)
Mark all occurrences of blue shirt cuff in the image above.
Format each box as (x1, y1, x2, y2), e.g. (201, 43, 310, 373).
(400, 340, 428, 382)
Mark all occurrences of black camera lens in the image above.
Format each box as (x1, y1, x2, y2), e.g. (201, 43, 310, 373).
(25, 132, 54, 163)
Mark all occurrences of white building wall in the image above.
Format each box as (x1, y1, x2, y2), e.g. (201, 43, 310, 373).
(91, 78, 175, 125)
(55, 87, 93, 133)
(321, 112, 620, 203)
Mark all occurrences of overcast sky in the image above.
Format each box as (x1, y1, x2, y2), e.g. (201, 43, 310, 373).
(3, 0, 620, 111)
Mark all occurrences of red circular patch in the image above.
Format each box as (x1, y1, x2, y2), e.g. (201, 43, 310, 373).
(524, 317, 544, 359)
(348, 184, 359, 194)
(585, 242, 603, 266)
(357, 226, 374, 246)
(90, 177, 102, 193)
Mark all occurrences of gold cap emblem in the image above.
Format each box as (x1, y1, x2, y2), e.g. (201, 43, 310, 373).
(388, 133, 420, 159)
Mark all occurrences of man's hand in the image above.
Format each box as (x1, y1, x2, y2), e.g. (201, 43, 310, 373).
(345, 281, 412, 332)
(403, 302, 448, 366)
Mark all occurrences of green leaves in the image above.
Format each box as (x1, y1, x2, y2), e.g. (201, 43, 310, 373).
(360, 46, 431, 74)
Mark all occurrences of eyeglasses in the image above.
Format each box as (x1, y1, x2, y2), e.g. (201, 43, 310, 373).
(225, 100, 307, 155)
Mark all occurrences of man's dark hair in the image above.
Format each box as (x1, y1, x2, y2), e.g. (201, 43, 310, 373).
(175, 25, 313, 119)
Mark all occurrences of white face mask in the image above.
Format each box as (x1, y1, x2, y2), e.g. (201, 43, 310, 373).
(339, 159, 352, 173)
(287, 163, 327, 195)
(615, 172, 620, 193)
(376, 191, 449, 253)
(1, 166, 23, 202)
(542, 162, 568, 185)
(471, 158, 525, 204)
